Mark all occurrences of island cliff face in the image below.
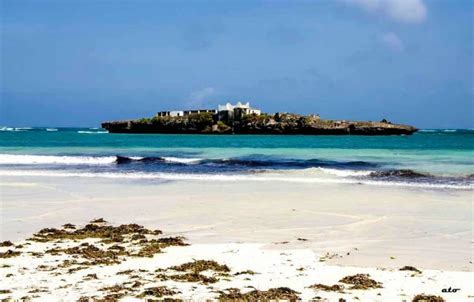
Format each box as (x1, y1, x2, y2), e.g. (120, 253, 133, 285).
(102, 112, 417, 135)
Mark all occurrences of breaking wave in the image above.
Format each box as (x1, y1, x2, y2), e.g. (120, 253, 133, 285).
(77, 130, 109, 134)
(0, 154, 117, 165)
(0, 169, 471, 190)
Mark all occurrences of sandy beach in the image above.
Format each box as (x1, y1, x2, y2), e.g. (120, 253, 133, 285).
(1, 174, 472, 301)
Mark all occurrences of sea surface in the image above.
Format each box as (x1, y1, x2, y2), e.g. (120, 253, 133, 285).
(0, 127, 473, 190)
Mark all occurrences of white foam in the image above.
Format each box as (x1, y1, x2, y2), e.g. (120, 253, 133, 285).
(0, 169, 471, 190)
(0, 154, 117, 165)
(162, 157, 202, 164)
(0, 127, 28, 132)
(317, 167, 374, 177)
(46, 128, 58, 132)
(77, 130, 108, 134)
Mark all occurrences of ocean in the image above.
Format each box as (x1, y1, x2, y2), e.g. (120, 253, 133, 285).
(0, 127, 473, 190)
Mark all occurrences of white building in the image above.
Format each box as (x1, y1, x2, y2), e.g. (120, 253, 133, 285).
(170, 111, 184, 117)
(217, 102, 261, 115)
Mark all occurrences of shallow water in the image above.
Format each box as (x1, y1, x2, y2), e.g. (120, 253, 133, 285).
(0, 127, 473, 189)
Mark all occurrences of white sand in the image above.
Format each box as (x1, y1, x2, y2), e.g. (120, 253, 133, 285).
(0, 175, 473, 301)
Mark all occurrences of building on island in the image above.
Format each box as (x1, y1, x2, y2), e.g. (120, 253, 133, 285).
(157, 102, 261, 123)
(217, 102, 261, 122)
(157, 109, 217, 117)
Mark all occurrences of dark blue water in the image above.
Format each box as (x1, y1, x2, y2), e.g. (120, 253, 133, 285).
(0, 127, 473, 189)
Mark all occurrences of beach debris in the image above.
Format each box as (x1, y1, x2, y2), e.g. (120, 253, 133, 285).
(319, 252, 341, 262)
(20, 220, 188, 275)
(339, 274, 382, 290)
(169, 260, 230, 274)
(29, 221, 163, 243)
(84, 273, 98, 280)
(0, 249, 21, 258)
(116, 269, 134, 275)
(157, 272, 219, 284)
(412, 294, 445, 302)
(400, 266, 422, 274)
(311, 296, 329, 302)
(309, 283, 345, 292)
(156, 259, 233, 284)
(297, 238, 309, 241)
(0, 240, 14, 247)
(90, 218, 107, 224)
(138, 286, 179, 298)
(47, 243, 124, 265)
(234, 270, 257, 276)
(0, 289, 12, 294)
(218, 287, 300, 301)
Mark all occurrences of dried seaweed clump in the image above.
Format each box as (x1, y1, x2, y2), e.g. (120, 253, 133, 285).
(132, 237, 187, 257)
(400, 266, 422, 274)
(25, 220, 188, 270)
(0, 249, 21, 258)
(218, 287, 300, 301)
(309, 283, 344, 292)
(47, 243, 125, 265)
(137, 286, 179, 298)
(156, 260, 232, 284)
(412, 294, 445, 302)
(29, 219, 162, 243)
(0, 241, 14, 247)
(234, 270, 257, 276)
(169, 260, 230, 273)
(157, 272, 219, 284)
(339, 274, 382, 290)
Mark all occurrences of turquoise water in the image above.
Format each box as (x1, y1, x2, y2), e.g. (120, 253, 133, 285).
(0, 127, 473, 189)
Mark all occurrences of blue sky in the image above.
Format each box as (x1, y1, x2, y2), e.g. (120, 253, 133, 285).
(1, 0, 472, 128)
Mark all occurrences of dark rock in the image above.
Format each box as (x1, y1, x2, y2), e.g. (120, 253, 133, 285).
(102, 112, 417, 136)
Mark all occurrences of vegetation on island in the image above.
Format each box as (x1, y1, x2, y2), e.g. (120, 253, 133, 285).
(102, 111, 417, 135)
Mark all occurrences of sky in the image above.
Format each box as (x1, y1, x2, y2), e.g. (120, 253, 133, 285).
(0, 0, 472, 128)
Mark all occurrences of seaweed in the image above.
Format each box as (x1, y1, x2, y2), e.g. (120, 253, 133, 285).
(62, 223, 76, 229)
(137, 286, 179, 298)
(234, 270, 257, 276)
(218, 287, 300, 301)
(84, 273, 98, 280)
(400, 266, 422, 274)
(309, 283, 344, 292)
(116, 269, 134, 275)
(0, 241, 14, 247)
(156, 272, 219, 284)
(29, 221, 162, 244)
(90, 218, 107, 224)
(0, 250, 20, 258)
(412, 294, 445, 302)
(48, 243, 124, 265)
(339, 274, 382, 290)
(28, 221, 187, 269)
(169, 260, 230, 273)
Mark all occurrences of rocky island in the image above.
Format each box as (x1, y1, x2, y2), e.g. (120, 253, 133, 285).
(102, 102, 417, 135)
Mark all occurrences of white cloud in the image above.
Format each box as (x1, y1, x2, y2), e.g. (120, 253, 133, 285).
(344, 0, 427, 24)
(380, 32, 405, 51)
(188, 87, 217, 107)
